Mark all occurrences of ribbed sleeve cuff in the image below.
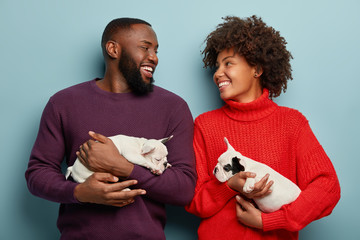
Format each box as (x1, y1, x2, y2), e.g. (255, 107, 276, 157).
(262, 210, 287, 231)
(67, 181, 81, 204)
(214, 182, 238, 202)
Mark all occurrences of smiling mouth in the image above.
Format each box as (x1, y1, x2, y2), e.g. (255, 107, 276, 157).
(141, 66, 155, 79)
(218, 81, 230, 89)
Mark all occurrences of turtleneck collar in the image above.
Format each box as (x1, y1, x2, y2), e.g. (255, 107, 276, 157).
(222, 89, 278, 122)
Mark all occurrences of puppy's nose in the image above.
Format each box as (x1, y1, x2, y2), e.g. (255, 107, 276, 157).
(214, 167, 218, 174)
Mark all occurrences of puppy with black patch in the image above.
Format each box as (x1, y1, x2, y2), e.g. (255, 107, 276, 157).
(214, 137, 301, 213)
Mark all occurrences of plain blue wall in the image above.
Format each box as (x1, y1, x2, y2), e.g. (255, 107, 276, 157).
(1, 0, 359, 239)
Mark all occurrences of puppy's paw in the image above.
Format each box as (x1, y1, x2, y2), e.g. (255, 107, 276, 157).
(243, 184, 254, 193)
(150, 168, 162, 175)
(243, 178, 255, 193)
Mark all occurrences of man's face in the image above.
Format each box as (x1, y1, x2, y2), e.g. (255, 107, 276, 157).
(118, 24, 159, 95)
(119, 49, 154, 95)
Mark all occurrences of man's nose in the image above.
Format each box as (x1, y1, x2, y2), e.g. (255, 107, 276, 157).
(147, 49, 158, 65)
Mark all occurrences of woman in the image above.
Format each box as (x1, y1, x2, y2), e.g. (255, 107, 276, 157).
(185, 16, 340, 240)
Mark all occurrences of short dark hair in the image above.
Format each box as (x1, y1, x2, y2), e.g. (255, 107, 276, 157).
(101, 18, 151, 57)
(203, 16, 293, 98)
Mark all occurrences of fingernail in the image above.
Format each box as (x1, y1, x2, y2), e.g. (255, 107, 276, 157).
(236, 195, 241, 200)
(141, 190, 146, 195)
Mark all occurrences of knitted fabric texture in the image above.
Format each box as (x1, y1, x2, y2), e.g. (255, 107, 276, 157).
(185, 89, 340, 240)
(25, 79, 196, 240)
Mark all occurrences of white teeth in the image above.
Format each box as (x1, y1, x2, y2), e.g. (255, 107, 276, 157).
(218, 82, 230, 88)
(142, 66, 153, 72)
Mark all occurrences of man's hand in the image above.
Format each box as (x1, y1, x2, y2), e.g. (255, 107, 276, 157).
(76, 131, 134, 178)
(235, 195, 263, 229)
(74, 172, 146, 207)
(227, 172, 273, 199)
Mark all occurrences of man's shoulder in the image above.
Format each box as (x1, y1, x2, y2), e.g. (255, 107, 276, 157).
(54, 81, 91, 96)
(152, 85, 187, 104)
(49, 80, 93, 103)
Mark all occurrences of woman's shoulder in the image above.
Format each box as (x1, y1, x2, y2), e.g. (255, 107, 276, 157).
(194, 108, 225, 124)
(276, 105, 309, 124)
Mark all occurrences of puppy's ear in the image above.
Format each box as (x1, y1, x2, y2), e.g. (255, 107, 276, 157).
(224, 137, 235, 152)
(160, 135, 173, 144)
(141, 145, 155, 155)
(232, 157, 245, 174)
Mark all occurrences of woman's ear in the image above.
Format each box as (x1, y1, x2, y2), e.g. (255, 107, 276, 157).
(105, 40, 121, 59)
(254, 66, 263, 78)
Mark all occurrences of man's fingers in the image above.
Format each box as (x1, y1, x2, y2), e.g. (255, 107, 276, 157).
(76, 150, 84, 162)
(89, 131, 108, 143)
(111, 188, 146, 199)
(110, 180, 146, 193)
(93, 172, 119, 183)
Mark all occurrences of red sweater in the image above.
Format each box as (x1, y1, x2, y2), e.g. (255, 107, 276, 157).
(185, 89, 340, 240)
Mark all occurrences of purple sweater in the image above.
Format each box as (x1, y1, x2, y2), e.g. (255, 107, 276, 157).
(25, 79, 196, 240)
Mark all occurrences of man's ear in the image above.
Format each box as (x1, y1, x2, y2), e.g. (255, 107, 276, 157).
(106, 40, 121, 59)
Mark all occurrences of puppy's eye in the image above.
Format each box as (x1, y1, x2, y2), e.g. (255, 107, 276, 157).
(223, 164, 232, 172)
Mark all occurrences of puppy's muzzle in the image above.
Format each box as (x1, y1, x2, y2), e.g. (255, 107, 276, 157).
(213, 166, 219, 175)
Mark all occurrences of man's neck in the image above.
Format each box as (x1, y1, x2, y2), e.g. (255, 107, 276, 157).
(97, 71, 130, 93)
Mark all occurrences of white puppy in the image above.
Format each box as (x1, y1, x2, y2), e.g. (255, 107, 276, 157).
(213, 137, 301, 213)
(66, 134, 173, 183)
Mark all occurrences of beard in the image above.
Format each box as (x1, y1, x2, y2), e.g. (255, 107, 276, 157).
(118, 50, 154, 95)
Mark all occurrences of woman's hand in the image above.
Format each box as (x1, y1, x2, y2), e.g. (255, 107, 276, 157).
(227, 172, 273, 199)
(235, 195, 263, 229)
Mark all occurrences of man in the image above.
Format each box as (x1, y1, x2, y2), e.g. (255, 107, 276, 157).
(25, 18, 196, 240)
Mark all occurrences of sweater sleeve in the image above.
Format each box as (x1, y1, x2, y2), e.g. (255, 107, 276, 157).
(129, 101, 197, 206)
(262, 121, 341, 232)
(25, 99, 79, 204)
(185, 119, 238, 218)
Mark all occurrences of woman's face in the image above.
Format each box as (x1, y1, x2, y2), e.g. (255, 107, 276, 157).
(213, 48, 262, 103)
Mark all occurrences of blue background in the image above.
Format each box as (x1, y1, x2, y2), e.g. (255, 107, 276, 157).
(1, 0, 359, 239)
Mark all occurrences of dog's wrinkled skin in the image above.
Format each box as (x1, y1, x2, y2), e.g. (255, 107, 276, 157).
(214, 137, 301, 213)
(66, 135, 173, 183)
